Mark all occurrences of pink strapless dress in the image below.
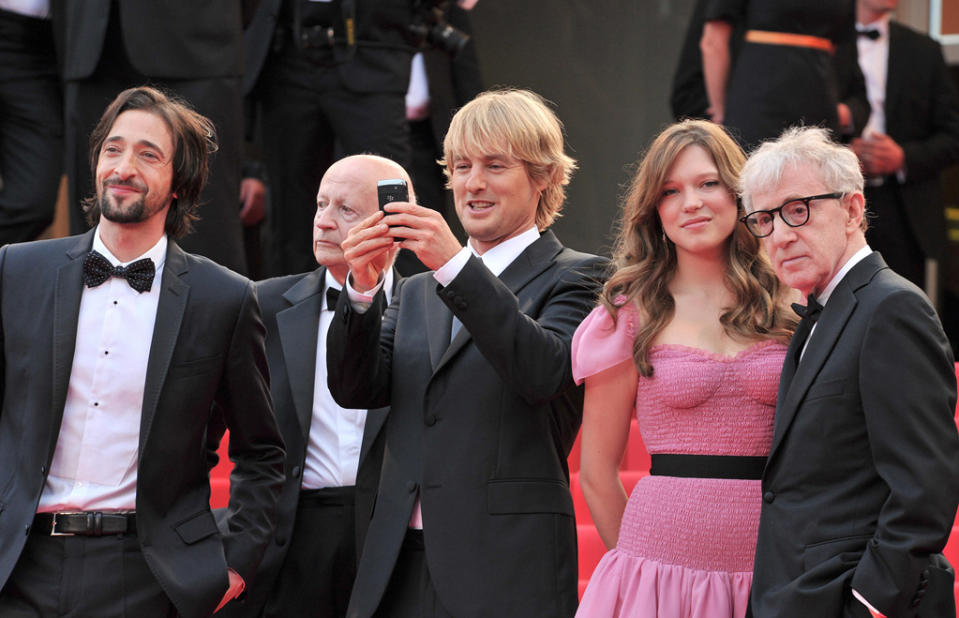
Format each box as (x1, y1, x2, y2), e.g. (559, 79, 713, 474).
(571, 304, 787, 618)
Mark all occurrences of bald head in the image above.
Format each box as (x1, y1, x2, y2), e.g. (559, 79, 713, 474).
(313, 155, 413, 283)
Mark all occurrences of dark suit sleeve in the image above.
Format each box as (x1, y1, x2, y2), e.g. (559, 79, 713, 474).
(327, 279, 399, 410)
(898, 36, 959, 183)
(215, 282, 285, 584)
(850, 289, 959, 616)
(835, 42, 870, 138)
(439, 254, 608, 405)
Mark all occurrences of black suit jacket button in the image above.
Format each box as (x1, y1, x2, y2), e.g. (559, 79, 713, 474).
(454, 298, 467, 310)
(276, 536, 286, 547)
(40, 465, 46, 475)
(425, 414, 437, 426)
(291, 465, 301, 478)
(406, 481, 418, 493)
(763, 491, 775, 503)
(24, 525, 30, 536)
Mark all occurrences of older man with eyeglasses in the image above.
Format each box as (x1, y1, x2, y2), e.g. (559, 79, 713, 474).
(739, 126, 959, 618)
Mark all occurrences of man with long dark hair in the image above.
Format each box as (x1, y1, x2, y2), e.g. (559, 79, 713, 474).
(0, 86, 285, 618)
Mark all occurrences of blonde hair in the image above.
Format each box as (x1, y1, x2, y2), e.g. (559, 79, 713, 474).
(603, 120, 796, 377)
(441, 88, 577, 229)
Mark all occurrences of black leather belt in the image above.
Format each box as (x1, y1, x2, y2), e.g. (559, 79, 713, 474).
(649, 454, 766, 480)
(34, 512, 137, 536)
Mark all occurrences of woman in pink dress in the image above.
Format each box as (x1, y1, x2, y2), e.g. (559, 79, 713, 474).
(573, 120, 797, 617)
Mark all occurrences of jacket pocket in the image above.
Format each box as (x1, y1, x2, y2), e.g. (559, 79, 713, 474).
(803, 533, 872, 570)
(173, 510, 220, 545)
(167, 354, 223, 379)
(805, 377, 846, 402)
(487, 479, 573, 516)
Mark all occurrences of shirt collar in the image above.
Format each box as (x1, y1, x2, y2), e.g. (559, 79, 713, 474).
(817, 245, 872, 306)
(467, 226, 540, 277)
(92, 225, 168, 271)
(326, 266, 394, 304)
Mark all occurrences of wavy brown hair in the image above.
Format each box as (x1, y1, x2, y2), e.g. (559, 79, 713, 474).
(602, 120, 796, 377)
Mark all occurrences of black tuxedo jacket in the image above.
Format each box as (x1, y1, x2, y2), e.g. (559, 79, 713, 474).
(0, 231, 285, 618)
(54, 0, 247, 81)
(751, 252, 959, 617)
(328, 231, 607, 617)
(220, 266, 395, 616)
(873, 22, 959, 260)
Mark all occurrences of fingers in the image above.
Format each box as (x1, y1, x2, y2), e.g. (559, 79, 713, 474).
(343, 211, 395, 290)
(382, 202, 462, 270)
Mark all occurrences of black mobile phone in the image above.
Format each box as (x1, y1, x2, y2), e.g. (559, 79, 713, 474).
(377, 179, 408, 241)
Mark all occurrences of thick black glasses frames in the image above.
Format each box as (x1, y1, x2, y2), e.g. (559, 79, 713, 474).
(740, 192, 844, 238)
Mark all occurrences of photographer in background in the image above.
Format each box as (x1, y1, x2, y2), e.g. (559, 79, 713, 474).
(245, 0, 470, 278)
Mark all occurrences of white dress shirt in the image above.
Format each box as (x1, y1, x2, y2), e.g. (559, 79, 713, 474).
(303, 269, 394, 489)
(0, 0, 50, 18)
(38, 228, 167, 512)
(857, 16, 891, 140)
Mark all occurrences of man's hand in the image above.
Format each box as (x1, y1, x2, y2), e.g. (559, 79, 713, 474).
(239, 178, 267, 227)
(342, 210, 399, 292)
(213, 568, 245, 613)
(852, 132, 905, 177)
(382, 201, 462, 270)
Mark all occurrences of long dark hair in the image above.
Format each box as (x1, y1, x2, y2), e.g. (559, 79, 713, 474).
(602, 120, 796, 377)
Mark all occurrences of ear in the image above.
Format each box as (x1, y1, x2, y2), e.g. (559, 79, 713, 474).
(844, 192, 865, 233)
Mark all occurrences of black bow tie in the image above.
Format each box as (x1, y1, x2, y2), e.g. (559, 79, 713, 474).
(83, 250, 155, 293)
(857, 28, 880, 40)
(791, 294, 823, 323)
(325, 287, 340, 311)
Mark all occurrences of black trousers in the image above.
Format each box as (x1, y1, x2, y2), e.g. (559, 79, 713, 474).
(257, 43, 410, 277)
(63, 3, 246, 274)
(262, 486, 357, 618)
(373, 529, 454, 618)
(0, 528, 176, 618)
(0, 8, 63, 246)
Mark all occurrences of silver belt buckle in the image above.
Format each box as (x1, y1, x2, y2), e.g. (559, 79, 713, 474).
(49, 512, 80, 536)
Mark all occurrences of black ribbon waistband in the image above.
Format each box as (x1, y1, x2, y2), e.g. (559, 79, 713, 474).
(298, 485, 356, 507)
(649, 454, 766, 480)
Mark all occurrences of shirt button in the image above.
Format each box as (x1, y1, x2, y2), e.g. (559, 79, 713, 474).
(763, 491, 775, 503)
(40, 465, 46, 474)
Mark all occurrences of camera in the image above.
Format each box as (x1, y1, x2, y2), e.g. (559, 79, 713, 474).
(409, 1, 471, 57)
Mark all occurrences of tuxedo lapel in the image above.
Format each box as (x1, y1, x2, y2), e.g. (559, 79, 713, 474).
(49, 232, 95, 463)
(277, 268, 325, 438)
(769, 253, 886, 459)
(434, 232, 561, 371)
(139, 242, 190, 452)
(425, 281, 453, 371)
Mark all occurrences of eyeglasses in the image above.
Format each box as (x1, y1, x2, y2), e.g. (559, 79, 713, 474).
(740, 192, 844, 238)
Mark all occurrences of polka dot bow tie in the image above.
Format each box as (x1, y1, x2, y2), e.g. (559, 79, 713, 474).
(83, 250, 155, 293)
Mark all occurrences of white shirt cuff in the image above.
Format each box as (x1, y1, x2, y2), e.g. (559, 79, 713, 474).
(345, 273, 384, 314)
(433, 247, 471, 287)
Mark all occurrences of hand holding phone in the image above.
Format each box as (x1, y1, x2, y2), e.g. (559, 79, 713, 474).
(377, 179, 408, 242)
